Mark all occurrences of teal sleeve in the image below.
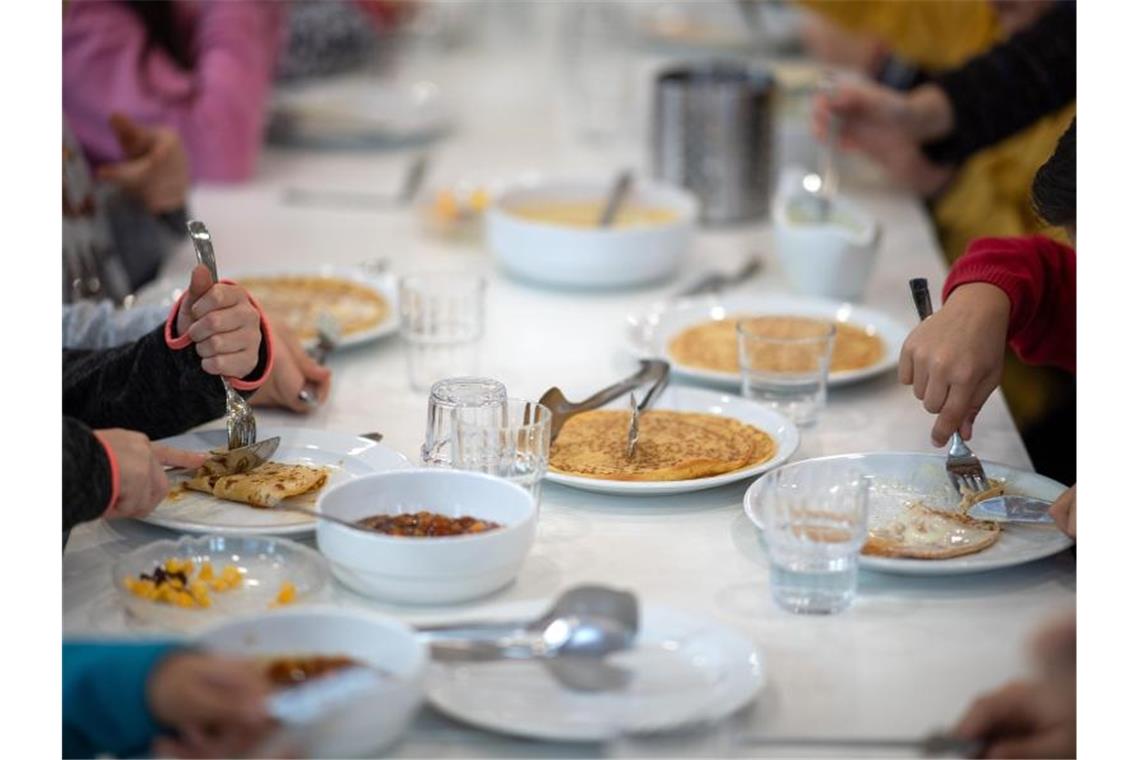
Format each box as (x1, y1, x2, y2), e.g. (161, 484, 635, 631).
(63, 640, 184, 759)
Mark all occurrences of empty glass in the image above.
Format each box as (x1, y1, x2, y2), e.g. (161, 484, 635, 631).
(760, 464, 869, 615)
(399, 273, 486, 391)
(452, 398, 552, 504)
(422, 377, 508, 466)
(737, 316, 835, 426)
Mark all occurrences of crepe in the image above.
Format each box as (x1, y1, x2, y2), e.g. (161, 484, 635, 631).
(667, 315, 884, 374)
(861, 503, 1001, 559)
(549, 410, 776, 481)
(238, 275, 389, 341)
(185, 462, 328, 508)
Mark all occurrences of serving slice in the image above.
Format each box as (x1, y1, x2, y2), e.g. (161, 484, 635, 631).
(861, 503, 1001, 560)
(185, 462, 329, 508)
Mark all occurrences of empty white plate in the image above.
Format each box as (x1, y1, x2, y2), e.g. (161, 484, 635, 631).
(425, 602, 764, 742)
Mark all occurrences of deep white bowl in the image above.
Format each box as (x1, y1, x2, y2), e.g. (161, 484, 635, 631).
(486, 177, 697, 288)
(316, 469, 537, 604)
(198, 606, 426, 757)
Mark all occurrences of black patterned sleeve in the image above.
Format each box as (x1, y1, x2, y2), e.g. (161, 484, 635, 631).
(63, 417, 113, 531)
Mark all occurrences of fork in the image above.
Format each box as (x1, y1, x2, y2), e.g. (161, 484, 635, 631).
(186, 220, 257, 449)
(908, 277, 988, 493)
(299, 312, 341, 407)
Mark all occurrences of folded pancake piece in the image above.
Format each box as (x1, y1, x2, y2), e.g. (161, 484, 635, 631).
(549, 410, 776, 481)
(185, 462, 328, 508)
(862, 503, 1001, 559)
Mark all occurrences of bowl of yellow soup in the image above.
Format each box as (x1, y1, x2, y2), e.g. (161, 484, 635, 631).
(486, 177, 697, 288)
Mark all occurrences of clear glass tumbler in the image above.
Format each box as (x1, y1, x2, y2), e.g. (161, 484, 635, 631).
(737, 316, 836, 426)
(452, 398, 552, 504)
(421, 377, 509, 467)
(760, 463, 869, 615)
(399, 273, 487, 391)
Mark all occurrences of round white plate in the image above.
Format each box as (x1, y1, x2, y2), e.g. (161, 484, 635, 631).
(144, 428, 410, 536)
(272, 76, 453, 146)
(626, 293, 909, 388)
(425, 602, 764, 742)
(129, 265, 398, 350)
(545, 385, 798, 496)
(742, 452, 1073, 576)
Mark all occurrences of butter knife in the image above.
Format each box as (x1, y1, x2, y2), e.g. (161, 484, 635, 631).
(165, 436, 280, 479)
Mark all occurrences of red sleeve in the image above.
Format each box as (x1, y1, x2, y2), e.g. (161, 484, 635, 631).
(943, 235, 1076, 374)
(63, 0, 285, 183)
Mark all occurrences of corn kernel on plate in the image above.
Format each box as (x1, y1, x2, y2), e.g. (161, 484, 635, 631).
(112, 535, 330, 632)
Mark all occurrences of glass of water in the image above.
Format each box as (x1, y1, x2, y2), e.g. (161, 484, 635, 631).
(399, 273, 486, 391)
(421, 377, 509, 466)
(737, 316, 835, 426)
(760, 463, 869, 614)
(452, 398, 552, 504)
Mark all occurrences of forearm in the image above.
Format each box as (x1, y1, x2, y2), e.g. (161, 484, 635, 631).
(63, 641, 183, 759)
(62, 418, 115, 531)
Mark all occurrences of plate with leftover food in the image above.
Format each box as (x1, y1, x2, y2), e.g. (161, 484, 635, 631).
(627, 293, 908, 388)
(144, 428, 410, 536)
(545, 385, 798, 496)
(742, 452, 1073, 576)
(112, 534, 330, 631)
(424, 600, 764, 742)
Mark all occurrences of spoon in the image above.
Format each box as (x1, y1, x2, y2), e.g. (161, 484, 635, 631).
(598, 170, 634, 227)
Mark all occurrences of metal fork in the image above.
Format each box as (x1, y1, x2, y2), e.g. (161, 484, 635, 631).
(299, 312, 341, 407)
(186, 220, 257, 449)
(908, 277, 988, 493)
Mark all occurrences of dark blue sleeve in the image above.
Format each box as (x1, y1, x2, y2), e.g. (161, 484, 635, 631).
(63, 640, 183, 758)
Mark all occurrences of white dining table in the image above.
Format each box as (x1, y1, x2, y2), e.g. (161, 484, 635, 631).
(63, 17, 1075, 758)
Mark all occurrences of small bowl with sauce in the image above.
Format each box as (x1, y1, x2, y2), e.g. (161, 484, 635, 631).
(486, 176, 697, 288)
(315, 469, 537, 604)
(198, 605, 426, 757)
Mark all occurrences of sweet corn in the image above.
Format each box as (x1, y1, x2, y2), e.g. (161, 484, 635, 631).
(275, 582, 297, 606)
(197, 562, 215, 581)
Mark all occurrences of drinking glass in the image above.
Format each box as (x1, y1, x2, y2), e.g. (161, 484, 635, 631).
(736, 317, 835, 426)
(452, 398, 552, 504)
(399, 273, 486, 391)
(421, 377, 508, 466)
(760, 464, 869, 615)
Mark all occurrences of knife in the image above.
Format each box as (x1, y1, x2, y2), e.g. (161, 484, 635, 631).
(165, 436, 280, 479)
(968, 495, 1056, 525)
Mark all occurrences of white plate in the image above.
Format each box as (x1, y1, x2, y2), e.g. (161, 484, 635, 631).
(144, 428, 410, 536)
(626, 293, 908, 388)
(112, 534, 331, 632)
(742, 452, 1074, 576)
(545, 385, 798, 496)
(425, 602, 764, 742)
(129, 265, 399, 350)
(272, 76, 453, 146)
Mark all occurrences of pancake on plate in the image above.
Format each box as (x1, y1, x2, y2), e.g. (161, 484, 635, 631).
(667, 315, 884, 374)
(549, 410, 776, 482)
(238, 275, 389, 340)
(185, 462, 329, 508)
(861, 503, 1001, 559)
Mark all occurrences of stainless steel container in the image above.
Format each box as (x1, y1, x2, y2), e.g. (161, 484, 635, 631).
(652, 62, 776, 225)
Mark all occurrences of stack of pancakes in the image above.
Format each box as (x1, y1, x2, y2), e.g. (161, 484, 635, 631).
(550, 410, 775, 481)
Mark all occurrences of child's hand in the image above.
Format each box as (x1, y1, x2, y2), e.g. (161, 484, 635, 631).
(250, 318, 333, 413)
(148, 653, 272, 759)
(177, 265, 263, 379)
(96, 113, 189, 214)
(1048, 485, 1076, 539)
(94, 429, 207, 519)
(899, 283, 1011, 446)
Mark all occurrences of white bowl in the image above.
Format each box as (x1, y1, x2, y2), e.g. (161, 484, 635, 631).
(198, 606, 426, 757)
(773, 168, 880, 301)
(486, 177, 697, 288)
(316, 469, 537, 604)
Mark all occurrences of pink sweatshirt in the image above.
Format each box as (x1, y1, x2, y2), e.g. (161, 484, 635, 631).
(63, 1, 285, 183)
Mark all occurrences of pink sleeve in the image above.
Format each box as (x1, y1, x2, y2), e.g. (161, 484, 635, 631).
(63, 0, 285, 183)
